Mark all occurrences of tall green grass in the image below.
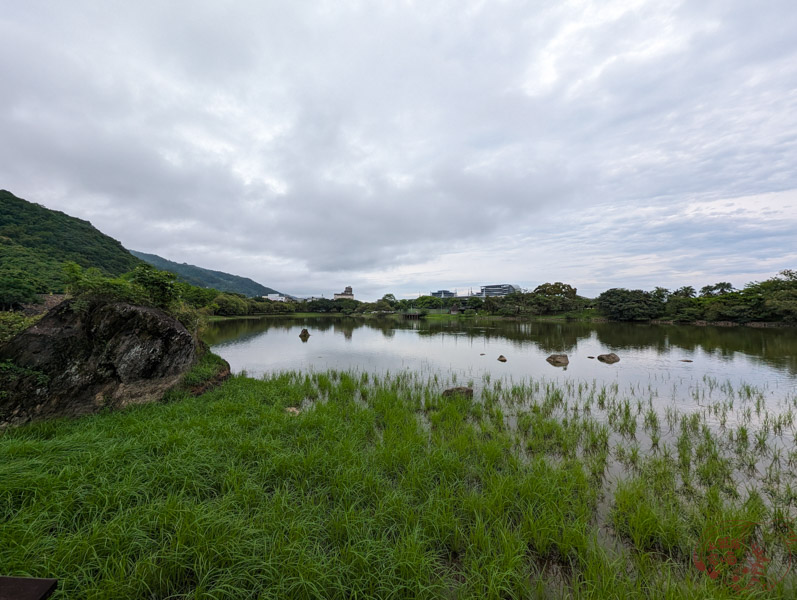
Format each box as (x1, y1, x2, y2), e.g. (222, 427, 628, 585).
(1, 370, 795, 598)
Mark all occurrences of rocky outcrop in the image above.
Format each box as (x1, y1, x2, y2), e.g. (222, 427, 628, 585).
(597, 353, 620, 364)
(442, 386, 474, 398)
(0, 300, 198, 427)
(546, 354, 569, 367)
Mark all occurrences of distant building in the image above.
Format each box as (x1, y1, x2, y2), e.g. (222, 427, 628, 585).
(263, 293, 287, 302)
(430, 290, 456, 298)
(479, 284, 521, 297)
(334, 286, 355, 300)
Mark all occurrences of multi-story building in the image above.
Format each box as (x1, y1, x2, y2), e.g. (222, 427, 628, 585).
(479, 284, 521, 297)
(334, 286, 355, 300)
(430, 290, 456, 298)
(263, 293, 287, 302)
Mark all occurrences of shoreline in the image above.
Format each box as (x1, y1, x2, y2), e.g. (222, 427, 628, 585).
(207, 311, 795, 329)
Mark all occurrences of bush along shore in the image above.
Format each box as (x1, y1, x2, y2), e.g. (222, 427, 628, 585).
(1, 366, 796, 598)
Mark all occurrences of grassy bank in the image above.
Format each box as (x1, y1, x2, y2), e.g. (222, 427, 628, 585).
(1, 368, 795, 598)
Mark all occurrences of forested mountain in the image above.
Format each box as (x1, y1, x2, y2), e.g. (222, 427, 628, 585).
(0, 190, 142, 303)
(130, 250, 280, 298)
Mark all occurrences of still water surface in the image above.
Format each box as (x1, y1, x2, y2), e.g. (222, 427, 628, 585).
(206, 316, 797, 411)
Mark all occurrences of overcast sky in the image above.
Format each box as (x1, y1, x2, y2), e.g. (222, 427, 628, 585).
(2, 1, 797, 300)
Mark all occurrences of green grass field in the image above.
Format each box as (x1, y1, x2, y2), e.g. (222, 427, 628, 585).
(2, 366, 795, 598)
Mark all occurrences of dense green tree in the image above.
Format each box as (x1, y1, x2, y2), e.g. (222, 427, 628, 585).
(0, 270, 39, 309)
(466, 296, 484, 310)
(212, 293, 249, 316)
(396, 299, 413, 311)
(672, 286, 696, 298)
(130, 264, 179, 309)
(333, 298, 360, 313)
(699, 282, 734, 298)
(415, 295, 444, 309)
(533, 282, 577, 299)
(529, 282, 582, 314)
(381, 294, 397, 307)
(373, 299, 393, 312)
(651, 287, 670, 304)
(597, 288, 664, 321)
(307, 298, 335, 312)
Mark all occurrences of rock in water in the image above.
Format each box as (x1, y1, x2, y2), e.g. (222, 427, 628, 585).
(442, 386, 474, 398)
(546, 354, 569, 367)
(0, 300, 198, 427)
(597, 353, 620, 364)
(497, 355, 507, 362)
(299, 328, 310, 342)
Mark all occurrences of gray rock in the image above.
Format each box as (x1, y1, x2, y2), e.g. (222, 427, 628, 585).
(442, 386, 473, 398)
(546, 354, 569, 367)
(0, 299, 198, 427)
(497, 355, 507, 362)
(597, 353, 620, 364)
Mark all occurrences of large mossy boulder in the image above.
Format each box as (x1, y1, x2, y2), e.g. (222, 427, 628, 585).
(0, 299, 198, 427)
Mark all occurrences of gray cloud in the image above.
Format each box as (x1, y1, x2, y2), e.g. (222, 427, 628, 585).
(1, 0, 796, 299)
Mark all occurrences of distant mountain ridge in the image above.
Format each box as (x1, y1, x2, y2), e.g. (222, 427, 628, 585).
(131, 250, 280, 298)
(0, 189, 142, 294)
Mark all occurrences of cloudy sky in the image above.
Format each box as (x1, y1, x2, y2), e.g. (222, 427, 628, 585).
(2, 0, 797, 300)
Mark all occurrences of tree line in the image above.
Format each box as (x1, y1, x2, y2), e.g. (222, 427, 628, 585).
(3, 262, 797, 327)
(595, 271, 797, 323)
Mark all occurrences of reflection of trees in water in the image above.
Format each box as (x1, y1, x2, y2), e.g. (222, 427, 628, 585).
(204, 316, 797, 376)
(414, 320, 593, 353)
(593, 323, 797, 375)
(203, 316, 397, 346)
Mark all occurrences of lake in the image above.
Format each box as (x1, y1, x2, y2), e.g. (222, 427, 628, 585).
(205, 316, 797, 416)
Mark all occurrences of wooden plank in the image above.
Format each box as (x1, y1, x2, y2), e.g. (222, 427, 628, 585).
(0, 577, 58, 600)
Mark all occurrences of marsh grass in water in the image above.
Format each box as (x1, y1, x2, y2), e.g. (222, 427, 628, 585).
(1, 368, 796, 598)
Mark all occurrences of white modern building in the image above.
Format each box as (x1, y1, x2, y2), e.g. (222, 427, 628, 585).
(479, 284, 521, 297)
(263, 293, 287, 302)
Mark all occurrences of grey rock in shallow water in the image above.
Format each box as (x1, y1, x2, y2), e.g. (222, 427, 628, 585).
(546, 354, 569, 367)
(497, 355, 507, 362)
(0, 299, 198, 427)
(597, 353, 620, 364)
(299, 328, 310, 342)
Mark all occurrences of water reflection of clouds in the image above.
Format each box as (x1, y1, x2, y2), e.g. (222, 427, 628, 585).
(207, 318, 797, 406)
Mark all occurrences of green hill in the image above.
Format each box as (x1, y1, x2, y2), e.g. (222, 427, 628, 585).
(130, 250, 280, 298)
(0, 190, 142, 304)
